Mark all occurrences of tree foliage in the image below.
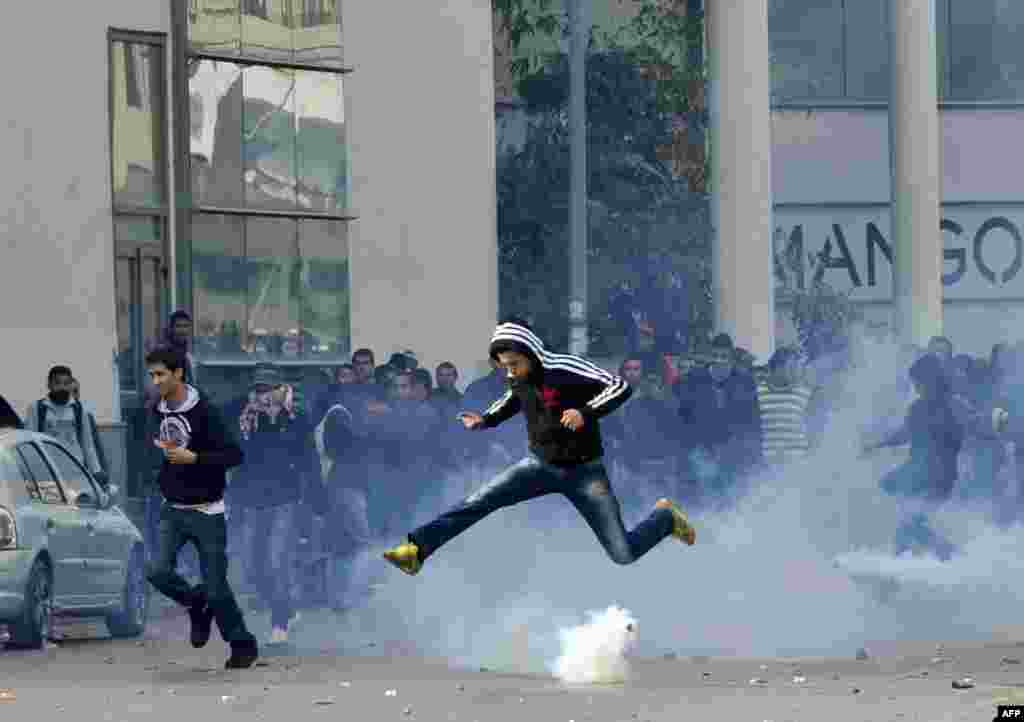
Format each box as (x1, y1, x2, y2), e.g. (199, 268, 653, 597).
(497, 47, 711, 352)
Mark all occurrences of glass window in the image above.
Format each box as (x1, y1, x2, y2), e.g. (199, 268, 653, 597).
(294, 0, 343, 69)
(0, 447, 39, 502)
(769, 0, 844, 100)
(111, 40, 166, 208)
(190, 59, 245, 207)
(42, 443, 99, 507)
(189, 215, 349, 360)
(191, 214, 247, 357)
(246, 217, 301, 353)
(948, 0, 1024, 100)
(299, 219, 349, 355)
(18, 445, 64, 505)
(114, 218, 167, 392)
(242, 0, 295, 63)
(296, 71, 347, 212)
(188, 0, 242, 55)
(844, 0, 889, 100)
(243, 66, 298, 210)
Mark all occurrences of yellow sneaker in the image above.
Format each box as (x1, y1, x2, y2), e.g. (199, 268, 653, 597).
(655, 499, 696, 545)
(383, 542, 422, 576)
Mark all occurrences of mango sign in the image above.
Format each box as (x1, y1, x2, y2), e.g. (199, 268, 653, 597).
(773, 207, 1024, 302)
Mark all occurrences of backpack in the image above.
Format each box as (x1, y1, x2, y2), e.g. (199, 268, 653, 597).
(36, 400, 107, 475)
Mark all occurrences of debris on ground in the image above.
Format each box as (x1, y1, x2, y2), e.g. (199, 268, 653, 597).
(0, 690, 15, 702)
(851, 687, 862, 695)
(220, 695, 236, 703)
(313, 698, 335, 706)
(952, 678, 975, 690)
(455, 684, 465, 692)
(749, 678, 768, 686)
(403, 706, 413, 716)
(1001, 657, 1021, 665)
(386, 689, 398, 697)
(338, 681, 352, 688)
(792, 676, 807, 684)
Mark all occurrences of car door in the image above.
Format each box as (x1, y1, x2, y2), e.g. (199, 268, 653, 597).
(40, 442, 124, 601)
(15, 443, 91, 609)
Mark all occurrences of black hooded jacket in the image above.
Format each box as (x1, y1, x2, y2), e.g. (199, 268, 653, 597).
(477, 322, 632, 466)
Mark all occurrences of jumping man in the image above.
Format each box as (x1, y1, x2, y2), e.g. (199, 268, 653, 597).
(383, 319, 696, 575)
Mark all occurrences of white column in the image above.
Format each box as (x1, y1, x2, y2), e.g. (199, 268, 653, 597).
(707, 0, 774, 362)
(890, 0, 942, 347)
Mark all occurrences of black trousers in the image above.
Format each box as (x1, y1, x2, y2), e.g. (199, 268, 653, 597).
(145, 505, 255, 645)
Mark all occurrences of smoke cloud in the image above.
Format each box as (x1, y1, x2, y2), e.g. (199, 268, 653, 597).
(276, 333, 1024, 674)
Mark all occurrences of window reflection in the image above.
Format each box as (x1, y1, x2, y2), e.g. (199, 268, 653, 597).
(111, 41, 165, 207)
(948, 0, 1024, 100)
(242, 0, 295, 63)
(192, 214, 247, 356)
(295, 0, 344, 68)
(190, 59, 347, 212)
(296, 72, 347, 211)
(769, 0, 843, 100)
(188, 0, 242, 55)
(114, 217, 166, 392)
(245, 217, 302, 354)
(243, 67, 298, 209)
(190, 59, 244, 207)
(844, 0, 889, 100)
(189, 214, 349, 360)
(299, 219, 349, 355)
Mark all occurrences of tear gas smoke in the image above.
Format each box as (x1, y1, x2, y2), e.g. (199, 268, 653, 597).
(552, 605, 638, 685)
(282, 332, 1024, 674)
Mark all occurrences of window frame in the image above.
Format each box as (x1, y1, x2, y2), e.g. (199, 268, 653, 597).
(172, 0, 355, 360)
(16, 443, 67, 506)
(40, 442, 103, 509)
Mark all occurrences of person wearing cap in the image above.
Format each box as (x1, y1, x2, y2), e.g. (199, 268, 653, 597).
(230, 363, 315, 644)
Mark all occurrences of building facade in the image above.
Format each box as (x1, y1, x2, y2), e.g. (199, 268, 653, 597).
(1, 0, 498, 497)
(495, 0, 1024, 360)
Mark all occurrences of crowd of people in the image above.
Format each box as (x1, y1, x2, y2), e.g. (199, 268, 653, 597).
(4, 309, 1023, 653)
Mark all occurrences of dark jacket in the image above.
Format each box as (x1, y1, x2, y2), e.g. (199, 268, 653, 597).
(677, 367, 761, 469)
(880, 397, 964, 500)
(154, 386, 243, 505)
(479, 322, 633, 466)
(233, 407, 315, 509)
(463, 368, 527, 460)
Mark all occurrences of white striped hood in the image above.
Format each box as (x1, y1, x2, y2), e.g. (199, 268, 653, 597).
(487, 322, 631, 416)
(489, 322, 556, 368)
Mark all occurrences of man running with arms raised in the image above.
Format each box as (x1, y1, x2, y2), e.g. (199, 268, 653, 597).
(383, 319, 696, 575)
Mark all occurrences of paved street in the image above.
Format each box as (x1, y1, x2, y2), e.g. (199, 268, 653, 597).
(1, 608, 1021, 721)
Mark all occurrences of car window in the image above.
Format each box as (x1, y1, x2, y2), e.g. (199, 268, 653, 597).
(42, 443, 98, 506)
(18, 444, 64, 504)
(0, 447, 40, 502)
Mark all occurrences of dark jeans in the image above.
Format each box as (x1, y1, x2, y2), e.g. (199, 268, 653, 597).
(146, 506, 255, 646)
(239, 502, 298, 629)
(409, 455, 675, 565)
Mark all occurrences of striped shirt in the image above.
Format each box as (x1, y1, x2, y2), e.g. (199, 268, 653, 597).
(757, 380, 815, 463)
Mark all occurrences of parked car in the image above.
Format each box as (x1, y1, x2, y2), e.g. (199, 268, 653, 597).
(0, 429, 147, 648)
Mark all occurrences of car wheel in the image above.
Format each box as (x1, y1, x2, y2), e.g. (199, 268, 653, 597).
(7, 558, 53, 650)
(105, 546, 148, 638)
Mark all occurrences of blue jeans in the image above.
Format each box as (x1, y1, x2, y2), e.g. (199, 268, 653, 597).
(145, 493, 199, 575)
(240, 503, 299, 630)
(145, 507, 255, 645)
(409, 455, 676, 565)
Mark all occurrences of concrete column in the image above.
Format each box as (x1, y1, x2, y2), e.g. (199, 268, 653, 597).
(889, 0, 942, 347)
(707, 0, 774, 362)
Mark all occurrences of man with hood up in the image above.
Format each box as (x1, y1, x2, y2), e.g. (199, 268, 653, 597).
(382, 319, 697, 576)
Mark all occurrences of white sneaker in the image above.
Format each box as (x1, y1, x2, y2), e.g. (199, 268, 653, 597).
(269, 627, 289, 644)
